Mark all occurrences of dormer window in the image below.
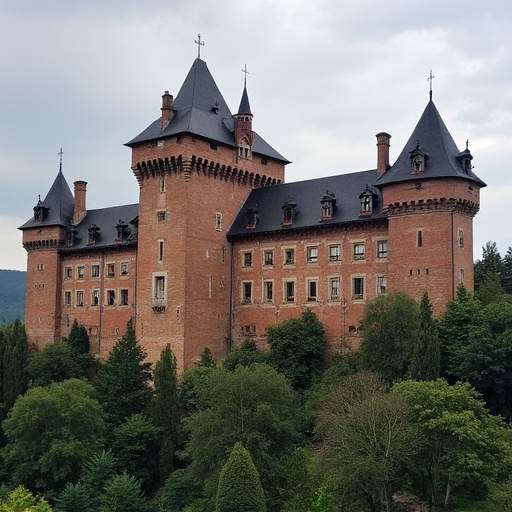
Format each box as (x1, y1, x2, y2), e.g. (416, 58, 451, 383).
(33, 196, 48, 222)
(116, 219, 128, 242)
(282, 196, 297, 227)
(359, 185, 375, 216)
(456, 143, 473, 175)
(409, 141, 429, 174)
(245, 207, 258, 230)
(320, 191, 336, 221)
(87, 224, 100, 245)
(66, 227, 77, 247)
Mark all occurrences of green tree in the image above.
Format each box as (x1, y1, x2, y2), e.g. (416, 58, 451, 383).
(152, 344, 180, 484)
(409, 292, 440, 381)
(94, 320, 152, 431)
(99, 473, 146, 512)
(223, 339, 265, 371)
(502, 246, 512, 294)
(267, 309, 325, 391)
(2, 379, 105, 498)
(358, 292, 419, 383)
(64, 319, 90, 354)
(216, 442, 266, 512)
(0, 486, 52, 512)
(475, 271, 507, 305)
(315, 371, 421, 512)
(112, 414, 161, 490)
(474, 241, 503, 291)
(184, 364, 303, 509)
(180, 365, 216, 416)
(393, 379, 512, 508)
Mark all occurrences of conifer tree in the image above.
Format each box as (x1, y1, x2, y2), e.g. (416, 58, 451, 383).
(216, 442, 266, 512)
(94, 320, 152, 431)
(409, 292, 440, 381)
(65, 319, 90, 354)
(152, 344, 180, 484)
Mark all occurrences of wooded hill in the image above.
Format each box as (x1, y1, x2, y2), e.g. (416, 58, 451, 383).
(0, 270, 26, 325)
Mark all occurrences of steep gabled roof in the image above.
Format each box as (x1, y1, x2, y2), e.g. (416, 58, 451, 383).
(19, 169, 74, 230)
(375, 100, 486, 187)
(228, 169, 384, 238)
(126, 59, 289, 163)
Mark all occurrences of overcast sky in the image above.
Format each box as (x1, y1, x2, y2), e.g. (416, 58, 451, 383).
(1, 0, 511, 270)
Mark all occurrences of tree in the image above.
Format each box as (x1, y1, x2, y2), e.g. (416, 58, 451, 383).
(2, 379, 105, 498)
(393, 379, 512, 508)
(216, 442, 266, 512)
(0, 486, 52, 512)
(99, 473, 146, 512)
(474, 241, 504, 291)
(152, 344, 180, 483)
(266, 309, 325, 391)
(112, 414, 161, 490)
(94, 320, 152, 431)
(223, 339, 266, 371)
(315, 371, 421, 512)
(183, 364, 303, 509)
(502, 246, 512, 294)
(358, 292, 419, 383)
(65, 319, 90, 354)
(475, 271, 507, 305)
(409, 292, 440, 381)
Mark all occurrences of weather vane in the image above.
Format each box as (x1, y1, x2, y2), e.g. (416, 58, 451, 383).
(58, 147, 63, 172)
(427, 69, 435, 101)
(194, 34, 205, 58)
(242, 64, 250, 87)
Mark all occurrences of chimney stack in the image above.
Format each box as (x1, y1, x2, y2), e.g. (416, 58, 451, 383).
(73, 181, 87, 225)
(376, 132, 391, 177)
(161, 91, 174, 130)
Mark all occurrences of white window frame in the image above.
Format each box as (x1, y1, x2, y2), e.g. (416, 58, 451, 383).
(263, 280, 274, 302)
(306, 246, 318, 264)
(376, 275, 387, 296)
(352, 275, 365, 301)
(353, 243, 365, 261)
(284, 248, 295, 266)
(328, 276, 340, 301)
(329, 244, 341, 262)
(307, 278, 318, 301)
(377, 240, 388, 259)
(283, 280, 295, 302)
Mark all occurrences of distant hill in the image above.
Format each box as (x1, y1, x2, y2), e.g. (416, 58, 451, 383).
(0, 270, 26, 326)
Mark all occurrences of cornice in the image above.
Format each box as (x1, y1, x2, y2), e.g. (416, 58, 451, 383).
(384, 197, 480, 217)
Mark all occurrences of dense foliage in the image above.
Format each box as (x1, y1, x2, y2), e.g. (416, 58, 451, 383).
(0, 270, 25, 326)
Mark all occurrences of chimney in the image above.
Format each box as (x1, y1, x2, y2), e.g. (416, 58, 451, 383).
(73, 181, 87, 225)
(161, 91, 174, 130)
(376, 132, 391, 177)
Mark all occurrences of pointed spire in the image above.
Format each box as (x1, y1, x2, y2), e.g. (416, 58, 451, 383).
(427, 69, 435, 101)
(238, 64, 252, 116)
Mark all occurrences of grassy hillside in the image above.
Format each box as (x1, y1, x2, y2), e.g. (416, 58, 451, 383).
(0, 270, 26, 325)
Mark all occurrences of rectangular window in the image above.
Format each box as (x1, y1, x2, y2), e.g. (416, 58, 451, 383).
(64, 291, 71, 307)
(157, 210, 166, 222)
(76, 290, 84, 307)
(263, 281, 273, 302)
(91, 289, 99, 306)
(154, 276, 166, 300)
(264, 250, 274, 266)
(352, 277, 365, 300)
(307, 279, 318, 301)
(107, 263, 115, 278)
(91, 264, 100, 277)
(158, 240, 164, 262)
(120, 289, 129, 306)
(459, 268, 465, 284)
(243, 252, 253, 268)
(77, 266, 85, 279)
(284, 280, 295, 302)
(215, 213, 222, 232)
(64, 266, 72, 280)
(329, 276, 340, 300)
(37, 263, 44, 271)
(107, 290, 116, 306)
(377, 240, 388, 259)
(120, 262, 129, 276)
(353, 243, 365, 260)
(417, 230, 423, 248)
(242, 282, 253, 303)
(458, 228, 464, 247)
(377, 275, 387, 296)
(159, 174, 166, 193)
(329, 245, 341, 262)
(284, 248, 295, 265)
(307, 246, 318, 263)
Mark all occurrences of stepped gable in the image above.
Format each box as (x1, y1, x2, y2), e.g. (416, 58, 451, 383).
(125, 58, 289, 163)
(19, 169, 74, 230)
(60, 203, 139, 251)
(228, 169, 384, 238)
(375, 100, 486, 188)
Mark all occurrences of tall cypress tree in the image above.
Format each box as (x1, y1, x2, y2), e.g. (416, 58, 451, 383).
(151, 344, 180, 485)
(3, 320, 29, 411)
(409, 292, 440, 381)
(65, 319, 90, 354)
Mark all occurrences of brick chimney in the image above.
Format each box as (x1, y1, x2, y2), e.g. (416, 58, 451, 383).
(376, 132, 391, 177)
(73, 181, 87, 225)
(161, 91, 174, 130)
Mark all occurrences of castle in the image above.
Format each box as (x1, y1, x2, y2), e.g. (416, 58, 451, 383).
(20, 57, 485, 371)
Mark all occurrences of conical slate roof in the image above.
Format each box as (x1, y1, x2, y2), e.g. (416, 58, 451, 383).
(126, 58, 288, 163)
(237, 86, 252, 116)
(375, 100, 486, 187)
(19, 169, 74, 229)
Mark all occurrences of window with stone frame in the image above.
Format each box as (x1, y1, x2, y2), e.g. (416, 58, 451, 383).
(376, 275, 387, 296)
(242, 282, 253, 303)
(458, 228, 464, 248)
(352, 276, 365, 300)
(377, 240, 388, 259)
(215, 213, 222, 232)
(64, 266, 72, 280)
(91, 264, 100, 278)
(264, 250, 274, 266)
(91, 289, 99, 306)
(120, 262, 129, 276)
(106, 290, 116, 306)
(77, 266, 85, 279)
(263, 280, 273, 302)
(329, 244, 341, 262)
(307, 279, 318, 301)
(307, 246, 318, 263)
(243, 252, 253, 268)
(353, 243, 365, 261)
(120, 289, 129, 306)
(76, 290, 84, 307)
(156, 210, 166, 223)
(107, 263, 115, 278)
(329, 276, 340, 301)
(284, 248, 295, 265)
(284, 280, 295, 302)
(64, 291, 71, 307)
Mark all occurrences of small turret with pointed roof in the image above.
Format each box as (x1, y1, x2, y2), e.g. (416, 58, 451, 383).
(235, 65, 254, 159)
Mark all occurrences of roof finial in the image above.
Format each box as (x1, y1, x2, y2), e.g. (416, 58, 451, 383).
(466, 139, 469, 150)
(194, 34, 205, 59)
(242, 63, 250, 87)
(58, 147, 63, 172)
(427, 69, 435, 101)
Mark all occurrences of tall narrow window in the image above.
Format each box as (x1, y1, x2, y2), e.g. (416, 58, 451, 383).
(242, 282, 253, 303)
(263, 281, 273, 302)
(158, 240, 164, 262)
(352, 277, 365, 300)
(377, 275, 387, 296)
(329, 276, 340, 300)
(91, 264, 100, 278)
(159, 174, 166, 193)
(307, 279, 318, 301)
(284, 248, 295, 265)
(76, 290, 84, 307)
(91, 289, 99, 306)
(417, 230, 423, 248)
(107, 290, 116, 306)
(120, 289, 129, 306)
(64, 291, 71, 307)
(77, 266, 85, 279)
(264, 250, 274, 266)
(377, 240, 388, 259)
(459, 268, 465, 284)
(458, 228, 464, 247)
(107, 263, 115, 278)
(153, 275, 166, 311)
(284, 281, 295, 302)
(215, 213, 223, 232)
(64, 266, 72, 280)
